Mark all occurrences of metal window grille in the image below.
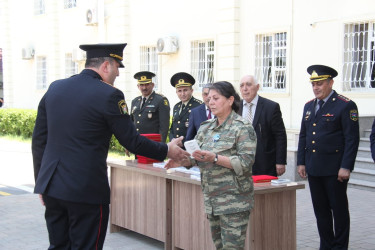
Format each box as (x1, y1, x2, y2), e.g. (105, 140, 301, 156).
(34, 0, 45, 15)
(65, 53, 78, 78)
(140, 46, 159, 90)
(64, 0, 77, 9)
(343, 22, 375, 90)
(255, 32, 287, 90)
(191, 40, 215, 89)
(36, 57, 47, 89)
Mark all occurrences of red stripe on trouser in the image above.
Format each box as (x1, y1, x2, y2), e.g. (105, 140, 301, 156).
(96, 205, 103, 250)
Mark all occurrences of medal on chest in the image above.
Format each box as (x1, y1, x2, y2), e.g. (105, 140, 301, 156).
(213, 134, 220, 142)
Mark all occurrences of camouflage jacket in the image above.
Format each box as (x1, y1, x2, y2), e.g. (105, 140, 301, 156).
(195, 110, 257, 215)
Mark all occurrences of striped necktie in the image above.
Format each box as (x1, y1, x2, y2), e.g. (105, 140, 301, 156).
(246, 103, 254, 123)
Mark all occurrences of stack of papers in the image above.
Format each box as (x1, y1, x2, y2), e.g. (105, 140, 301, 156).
(152, 162, 201, 181)
(271, 179, 291, 185)
(152, 162, 166, 168)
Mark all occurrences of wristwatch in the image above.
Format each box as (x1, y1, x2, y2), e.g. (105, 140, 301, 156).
(213, 153, 218, 163)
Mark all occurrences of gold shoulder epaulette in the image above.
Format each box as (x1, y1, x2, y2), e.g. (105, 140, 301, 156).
(337, 94, 350, 102)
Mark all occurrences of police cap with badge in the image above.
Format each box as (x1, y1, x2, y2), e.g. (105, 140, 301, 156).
(307, 64, 338, 82)
(79, 43, 127, 68)
(170, 72, 195, 88)
(134, 71, 156, 84)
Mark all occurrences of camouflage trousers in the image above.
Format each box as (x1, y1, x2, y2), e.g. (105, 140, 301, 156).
(207, 210, 251, 250)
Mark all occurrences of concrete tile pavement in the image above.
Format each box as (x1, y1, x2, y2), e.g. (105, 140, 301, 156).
(1, 138, 375, 249)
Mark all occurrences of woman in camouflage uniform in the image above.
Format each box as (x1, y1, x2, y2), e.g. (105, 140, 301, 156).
(166, 81, 257, 249)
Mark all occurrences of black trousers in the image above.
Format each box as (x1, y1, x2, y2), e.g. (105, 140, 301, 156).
(43, 195, 109, 250)
(308, 175, 350, 250)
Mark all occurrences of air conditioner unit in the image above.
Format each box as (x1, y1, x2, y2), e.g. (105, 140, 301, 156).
(22, 47, 35, 60)
(72, 48, 86, 62)
(85, 7, 98, 25)
(156, 36, 178, 55)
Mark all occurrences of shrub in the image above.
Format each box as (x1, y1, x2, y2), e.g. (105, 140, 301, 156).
(0, 109, 37, 138)
(0, 108, 126, 153)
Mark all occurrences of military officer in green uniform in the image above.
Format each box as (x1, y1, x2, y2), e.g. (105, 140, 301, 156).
(169, 72, 202, 142)
(131, 71, 170, 143)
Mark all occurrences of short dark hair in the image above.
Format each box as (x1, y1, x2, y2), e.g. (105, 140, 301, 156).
(209, 81, 241, 112)
(85, 57, 116, 68)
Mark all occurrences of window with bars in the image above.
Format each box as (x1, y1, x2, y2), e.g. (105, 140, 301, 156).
(191, 40, 215, 89)
(343, 22, 375, 91)
(37, 56, 47, 89)
(64, 0, 77, 9)
(65, 53, 78, 78)
(140, 46, 159, 90)
(34, 0, 45, 15)
(254, 32, 287, 90)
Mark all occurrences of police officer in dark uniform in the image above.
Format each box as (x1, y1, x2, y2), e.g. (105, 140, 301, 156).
(297, 65, 359, 250)
(131, 71, 170, 142)
(169, 72, 202, 142)
(32, 43, 188, 249)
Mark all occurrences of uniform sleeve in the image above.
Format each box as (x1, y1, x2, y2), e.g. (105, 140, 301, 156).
(105, 90, 168, 161)
(230, 124, 257, 176)
(159, 96, 170, 143)
(185, 111, 196, 141)
(271, 103, 287, 165)
(370, 118, 375, 162)
(297, 106, 307, 166)
(130, 99, 135, 122)
(32, 94, 48, 181)
(340, 101, 359, 170)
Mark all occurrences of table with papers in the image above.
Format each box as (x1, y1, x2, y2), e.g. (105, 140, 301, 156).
(107, 159, 305, 250)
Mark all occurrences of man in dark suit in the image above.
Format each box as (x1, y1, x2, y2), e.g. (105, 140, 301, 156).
(370, 118, 375, 162)
(238, 75, 287, 177)
(185, 83, 213, 141)
(32, 43, 188, 249)
(131, 71, 170, 143)
(297, 65, 359, 250)
(169, 72, 202, 142)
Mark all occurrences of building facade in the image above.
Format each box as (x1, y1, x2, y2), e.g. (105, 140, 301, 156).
(0, 0, 374, 133)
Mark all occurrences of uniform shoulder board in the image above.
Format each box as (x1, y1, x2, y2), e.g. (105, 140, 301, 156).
(100, 80, 117, 89)
(306, 98, 314, 104)
(337, 94, 350, 102)
(155, 92, 165, 97)
(194, 97, 203, 104)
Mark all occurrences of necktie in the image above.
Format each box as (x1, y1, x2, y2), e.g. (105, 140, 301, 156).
(207, 109, 212, 119)
(246, 103, 254, 123)
(315, 100, 324, 117)
(141, 97, 146, 109)
(180, 104, 185, 114)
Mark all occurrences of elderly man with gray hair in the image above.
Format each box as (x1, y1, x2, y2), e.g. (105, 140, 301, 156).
(238, 75, 287, 177)
(185, 83, 214, 141)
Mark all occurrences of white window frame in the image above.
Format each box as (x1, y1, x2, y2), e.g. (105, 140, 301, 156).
(139, 46, 159, 90)
(254, 32, 288, 91)
(36, 56, 47, 89)
(65, 53, 78, 78)
(191, 40, 215, 89)
(34, 0, 45, 15)
(342, 21, 375, 91)
(64, 0, 77, 9)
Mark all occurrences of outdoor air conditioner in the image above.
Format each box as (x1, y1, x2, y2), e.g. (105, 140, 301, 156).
(21, 47, 35, 60)
(156, 36, 178, 55)
(85, 7, 98, 25)
(72, 48, 86, 62)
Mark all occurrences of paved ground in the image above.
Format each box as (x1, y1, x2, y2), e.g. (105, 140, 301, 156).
(1, 138, 375, 249)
